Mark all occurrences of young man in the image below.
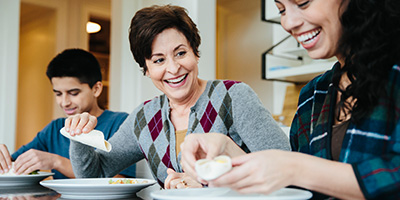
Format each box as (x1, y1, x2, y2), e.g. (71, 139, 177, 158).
(0, 49, 135, 179)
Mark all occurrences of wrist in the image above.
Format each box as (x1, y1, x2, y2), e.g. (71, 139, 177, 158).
(224, 137, 245, 157)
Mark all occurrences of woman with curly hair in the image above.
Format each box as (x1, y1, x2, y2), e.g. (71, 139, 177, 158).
(180, 0, 400, 199)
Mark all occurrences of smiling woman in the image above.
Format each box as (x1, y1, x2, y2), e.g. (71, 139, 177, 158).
(64, 4, 290, 190)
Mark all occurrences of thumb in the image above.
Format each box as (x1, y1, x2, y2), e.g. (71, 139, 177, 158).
(231, 154, 251, 167)
(166, 168, 176, 174)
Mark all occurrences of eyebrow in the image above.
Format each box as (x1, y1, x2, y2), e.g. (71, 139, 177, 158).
(53, 88, 81, 93)
(150, 44, 186, 58)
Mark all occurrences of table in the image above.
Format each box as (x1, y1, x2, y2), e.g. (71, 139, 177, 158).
(0, 184, 161, 200)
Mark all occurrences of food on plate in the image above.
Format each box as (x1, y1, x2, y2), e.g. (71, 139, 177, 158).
(0, 162, 39, 176)
(195, 155, 232, 181)
(109, 179, 148, 184)
(60, 127, 112, 152)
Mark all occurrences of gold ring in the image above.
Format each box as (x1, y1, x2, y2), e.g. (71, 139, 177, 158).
(180, 179, 187, 186)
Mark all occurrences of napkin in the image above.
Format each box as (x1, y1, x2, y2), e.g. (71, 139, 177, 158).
(60, 127, 112, 152)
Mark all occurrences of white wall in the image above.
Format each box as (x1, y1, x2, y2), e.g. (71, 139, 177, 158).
(0, 0, 20, 150)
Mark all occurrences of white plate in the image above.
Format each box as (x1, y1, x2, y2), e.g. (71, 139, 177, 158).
(40, 178, 157, 199)
(151, 187, 313, 200)
(0, 171, 54, 187)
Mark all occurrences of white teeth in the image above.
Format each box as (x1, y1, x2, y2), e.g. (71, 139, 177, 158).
(297, 29, 321, 43)
(167, 74, 187, 84)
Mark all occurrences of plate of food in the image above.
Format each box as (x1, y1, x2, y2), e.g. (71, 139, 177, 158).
(0, 171, 55, 187)
(40, 178, 157, 199)
(151, 187, 313, 200)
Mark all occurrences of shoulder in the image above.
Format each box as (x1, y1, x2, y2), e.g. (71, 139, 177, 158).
(129, 94, 166, 116)
(207, 80, 253, 94)
(102, 110, 129, 119)
(299, 63, 337, 103)
(38, 118, 66, 135)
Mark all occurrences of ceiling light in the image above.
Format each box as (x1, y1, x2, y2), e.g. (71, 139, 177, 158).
(86, 22, 101, 34)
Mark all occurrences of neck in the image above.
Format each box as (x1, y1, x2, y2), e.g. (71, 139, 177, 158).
(169, 79, 206, 114)
(89, 105, 104, 118)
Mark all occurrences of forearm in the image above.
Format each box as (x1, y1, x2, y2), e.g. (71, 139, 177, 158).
(292, 152, 364, 199)
(53, 155, 75, 178)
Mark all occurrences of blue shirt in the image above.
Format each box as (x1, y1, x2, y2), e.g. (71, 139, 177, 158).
(12, 110, 136, 179)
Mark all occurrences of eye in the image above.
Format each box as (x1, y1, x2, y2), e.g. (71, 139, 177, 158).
(176, 51, 186, 57)
(55, 92, 62, 96)
(298, 0, 310, 8)
(69, 91, 79, 96)
(275, 2, 285, 15)
(154, 58, 164, 64)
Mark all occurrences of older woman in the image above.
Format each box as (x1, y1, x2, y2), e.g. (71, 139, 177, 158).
(181, 0, 400, 199)
(64, 5, 290, 189)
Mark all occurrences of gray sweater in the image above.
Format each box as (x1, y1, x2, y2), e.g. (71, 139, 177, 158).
(70, 80, 290, 187)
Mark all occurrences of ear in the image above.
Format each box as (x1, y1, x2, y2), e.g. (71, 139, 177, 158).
(92, 81, 103, 98)
(145, 70, 150, 78)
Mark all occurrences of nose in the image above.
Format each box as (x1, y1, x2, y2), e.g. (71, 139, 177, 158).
(61, 95, 71, 107)
(280, 8, 303, 33)
(166, 59, 180, 74)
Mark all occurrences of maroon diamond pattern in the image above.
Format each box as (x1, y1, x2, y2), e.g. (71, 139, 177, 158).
(200, 102, 217, 132)
(148, 110, 163, 141)
(223, 80, 240, 90)
(161, 145, 172, 168)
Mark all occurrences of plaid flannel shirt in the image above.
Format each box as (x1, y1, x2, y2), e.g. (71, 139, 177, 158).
(290, 62, 400, 199)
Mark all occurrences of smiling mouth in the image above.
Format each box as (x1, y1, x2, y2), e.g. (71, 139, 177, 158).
(165, 74, 188, 84)
(297, 28, 321, 44)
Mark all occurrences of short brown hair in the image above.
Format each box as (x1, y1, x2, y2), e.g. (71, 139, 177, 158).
(128, 5, 201, 75)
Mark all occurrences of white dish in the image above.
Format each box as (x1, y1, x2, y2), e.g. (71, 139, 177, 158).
(0, 171, 54, 187)
(40, 178, 157, 199)
(151, 187, 313, 200)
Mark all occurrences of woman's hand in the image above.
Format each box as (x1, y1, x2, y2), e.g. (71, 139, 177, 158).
(209, 150, 295, 195)
(164, 168, 203, 189)
(180, 133, 245, 183)
(64, 112, 97, 136)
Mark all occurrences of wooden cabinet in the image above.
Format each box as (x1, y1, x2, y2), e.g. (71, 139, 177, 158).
(89, 17, 110, 109)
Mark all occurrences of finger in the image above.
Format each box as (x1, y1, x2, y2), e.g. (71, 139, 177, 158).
(16, 155, 39, 175)
(82, 115, 97, 133)
(164, 168, 176, 189)
(210, 162, 250, 188)
(64, 116, 72, 132)
(176, 182, 187, 189)
(73, 113, 90, 135)
(170, 178, 183, 189)
(69, 114, 83, 136)
(0, 145, 12, 173)
(230, 153, 252, 166)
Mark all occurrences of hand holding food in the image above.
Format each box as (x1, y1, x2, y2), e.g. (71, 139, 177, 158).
(64, 112, 97, 136)
(180, 133, 245, 182)
(195, 155, 232, 181)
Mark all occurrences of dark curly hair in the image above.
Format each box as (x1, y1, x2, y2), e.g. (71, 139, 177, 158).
(333, 0, 400, 124)
(128, 5, 201, 75)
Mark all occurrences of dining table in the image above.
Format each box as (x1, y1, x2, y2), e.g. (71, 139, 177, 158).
(0, 184, 162, 200)
(0, 175, 313, 200)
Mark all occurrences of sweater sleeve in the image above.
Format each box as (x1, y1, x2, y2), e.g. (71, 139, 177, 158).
(70, 110, 145, 178)
(229, 83, 291, 152)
